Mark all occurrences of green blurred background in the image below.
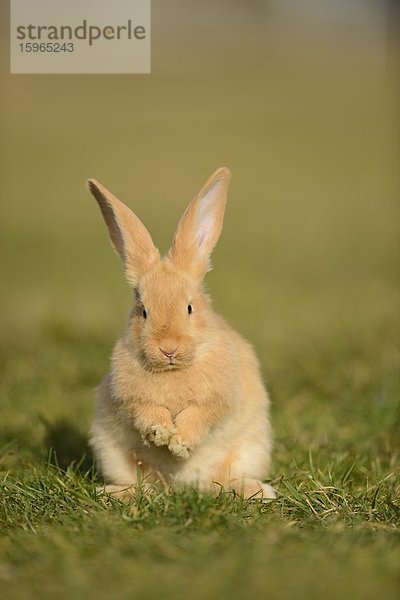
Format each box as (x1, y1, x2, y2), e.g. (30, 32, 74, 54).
(1, 0, 398, 458)
(1, 4, 398, 326)
(1, 2, 398, 381)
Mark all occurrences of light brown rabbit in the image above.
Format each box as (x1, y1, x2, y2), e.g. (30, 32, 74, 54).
(87, 168, 275, 499)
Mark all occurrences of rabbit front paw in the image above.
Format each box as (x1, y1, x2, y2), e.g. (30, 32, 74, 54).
(168, 434, 191, 460)
(144, 424, 177, 448)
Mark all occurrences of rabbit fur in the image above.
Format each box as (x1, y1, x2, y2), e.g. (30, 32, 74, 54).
(86, 168, 275, 499)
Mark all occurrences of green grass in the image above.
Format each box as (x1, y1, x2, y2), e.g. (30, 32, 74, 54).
(1, 451, 399, 599)
(0, 313, 398, 599)
(1, 5, 399, 599)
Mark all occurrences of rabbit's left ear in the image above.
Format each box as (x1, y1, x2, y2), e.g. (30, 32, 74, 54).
(168, 167, 231, 279)
(86, 179, 160, 287)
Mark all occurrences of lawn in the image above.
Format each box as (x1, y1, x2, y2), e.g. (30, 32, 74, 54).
(0, 4, 399, 599)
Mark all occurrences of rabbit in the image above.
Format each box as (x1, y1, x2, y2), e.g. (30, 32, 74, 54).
(86, 167, 275, 500)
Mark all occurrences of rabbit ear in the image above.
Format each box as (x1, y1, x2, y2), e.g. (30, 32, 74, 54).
(86, 179, 160, 286)
(168, 167, 231, 279)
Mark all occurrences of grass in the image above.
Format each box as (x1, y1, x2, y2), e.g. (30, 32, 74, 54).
(1, 455, 399, 599)
(1, 4, 399, 599)
(0, 321, 398, 599)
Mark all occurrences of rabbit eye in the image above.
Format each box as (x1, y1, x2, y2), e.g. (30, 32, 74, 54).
(188, 304, 193, 315)
(142, 309, 147, 319)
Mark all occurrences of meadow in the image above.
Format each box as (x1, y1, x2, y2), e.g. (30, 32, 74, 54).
(0, 5, 399, 599)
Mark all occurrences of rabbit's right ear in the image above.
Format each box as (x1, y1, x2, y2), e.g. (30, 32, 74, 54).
(86, 179, 160, 287)
(168, 167, 231, 280)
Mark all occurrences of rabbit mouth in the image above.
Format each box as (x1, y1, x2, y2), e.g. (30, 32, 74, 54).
(166, 361, 178, 369)
(141, 353, 193, 372)
(160, 357, 189, 371)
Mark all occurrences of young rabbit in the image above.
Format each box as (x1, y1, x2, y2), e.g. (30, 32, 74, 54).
(87, 168, 275, 499)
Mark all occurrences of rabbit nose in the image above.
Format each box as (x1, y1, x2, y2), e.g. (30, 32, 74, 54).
(160, 347, 178, 359)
